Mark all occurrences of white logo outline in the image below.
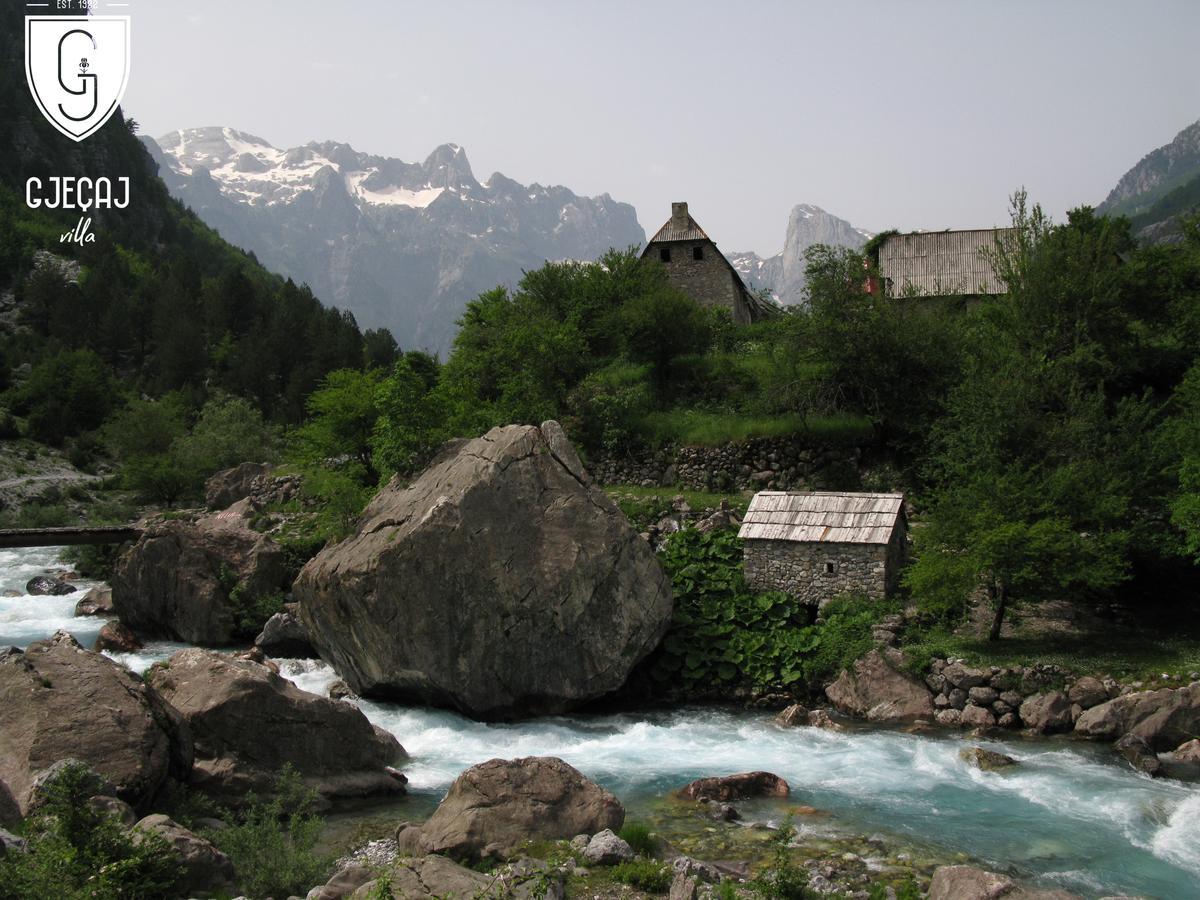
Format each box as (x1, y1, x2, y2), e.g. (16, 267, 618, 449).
(25, 15, 131, 143)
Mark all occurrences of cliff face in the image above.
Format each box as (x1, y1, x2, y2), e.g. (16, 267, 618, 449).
(1098, 120, 1200, 218)
(728, 204, 872, 305)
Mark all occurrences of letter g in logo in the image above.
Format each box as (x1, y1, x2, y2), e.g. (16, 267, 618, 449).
(26, 15, 130, 142)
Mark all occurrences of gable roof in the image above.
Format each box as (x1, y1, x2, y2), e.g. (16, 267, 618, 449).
(647, 211, 709, 243)
(739, 491, 904, 545)
(877, 228, 1013, 297)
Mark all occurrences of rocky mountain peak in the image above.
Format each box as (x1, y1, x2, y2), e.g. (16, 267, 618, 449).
(1098, 119, 1200, 217)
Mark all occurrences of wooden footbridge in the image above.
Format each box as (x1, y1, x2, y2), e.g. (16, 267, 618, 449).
(0, 526, 143, 549)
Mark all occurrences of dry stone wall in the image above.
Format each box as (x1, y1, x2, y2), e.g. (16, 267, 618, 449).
(588, 436, 867, 492)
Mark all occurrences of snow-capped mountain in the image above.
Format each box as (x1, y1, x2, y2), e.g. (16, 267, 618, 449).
(145, 127, 645, 354)
(728, 204, 873, 305)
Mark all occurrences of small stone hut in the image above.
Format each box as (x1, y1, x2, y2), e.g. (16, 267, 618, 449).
(739, 491, 906, 606)
(642, 202, 777, 324)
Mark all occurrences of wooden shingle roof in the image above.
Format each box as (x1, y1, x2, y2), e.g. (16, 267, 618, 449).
(647, 211, 709, 243)
(739, 491, 904, 545)
(877, 229, 1013, 297)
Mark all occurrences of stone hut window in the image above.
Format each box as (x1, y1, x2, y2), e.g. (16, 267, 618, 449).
(659, 247, 671, 263)
(824, 561, 837, 576)
(692, 246, 704, 260)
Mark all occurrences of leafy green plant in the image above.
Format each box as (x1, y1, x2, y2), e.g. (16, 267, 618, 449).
(0, 761, 183, 900)
(202, 765, 332, 899)
(748, 819, 811, 899)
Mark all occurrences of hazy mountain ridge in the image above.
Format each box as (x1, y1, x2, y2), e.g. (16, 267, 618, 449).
(147, 128, 645, 354)
(728, 204, 872, 305)
(1098, 119, 1200, 219)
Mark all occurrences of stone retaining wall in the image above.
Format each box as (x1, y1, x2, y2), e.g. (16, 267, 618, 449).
(588, 436, 868, 492)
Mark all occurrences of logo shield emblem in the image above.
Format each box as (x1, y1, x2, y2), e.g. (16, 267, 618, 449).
(25, 16, 130, 143)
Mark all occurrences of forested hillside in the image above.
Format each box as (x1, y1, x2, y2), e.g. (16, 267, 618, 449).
(0, 5, 385, 495)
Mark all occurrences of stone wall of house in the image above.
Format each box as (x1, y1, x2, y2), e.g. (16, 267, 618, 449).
(744, 539, 887, 606)
(587, 437, 867, 492)
(650, 238, 750, 323)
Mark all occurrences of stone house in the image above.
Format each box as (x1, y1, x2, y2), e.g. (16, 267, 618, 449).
(869, 228, 1015, 300)
(642, 202, 777, 324)
(739, 491, 906, 606)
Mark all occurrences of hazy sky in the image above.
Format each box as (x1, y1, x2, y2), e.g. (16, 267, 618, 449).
(122, 0, 1200, 255)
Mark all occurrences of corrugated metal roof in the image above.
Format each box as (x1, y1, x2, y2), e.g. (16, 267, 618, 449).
(738, 491, 904, 545)
(647, 214, 709, 243)
(877, 229, 1013, 297)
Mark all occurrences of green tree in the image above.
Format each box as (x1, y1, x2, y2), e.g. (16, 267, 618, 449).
(11, 348, 117, 444)
(372, 356, 447, 477)
(175, 393, 277, 479)
(290, 368, 384, 484)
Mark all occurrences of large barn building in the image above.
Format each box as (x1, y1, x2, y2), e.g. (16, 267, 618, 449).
(871, 228, 1014, 299)
(642, 202, 777, 323)
(740, 491, 907, 607)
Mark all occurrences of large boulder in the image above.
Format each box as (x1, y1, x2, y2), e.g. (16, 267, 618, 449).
(205, 461, 271, 509)
(111, 503, 290, 645)
(294, 422, 674, 720)
(825, 648, 934, 724)
(0, 634, 190, 820)
(143, 648, 405, 802)
(1074, 683, 1200, 750)
(395, 756, 623, 861)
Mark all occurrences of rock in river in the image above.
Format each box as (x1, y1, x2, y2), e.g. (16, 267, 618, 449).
(144, 648, 405, 803)
(0, 633, 190, 822)
(825, 648, 934, 724)
(679, 771, 790, 801)
(396, 756, 623, 862)
(111, 502, 290, 645)
(1074, 682, 1200, 751)
(294, 421, 674, 720)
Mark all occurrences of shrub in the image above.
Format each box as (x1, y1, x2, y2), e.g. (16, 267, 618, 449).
(202, 765, 332, 899)
(0, 761, 183, 900)
(748, 820, 811, 899)
(610, 859, 672, 892)
(617, 821, 656, 857)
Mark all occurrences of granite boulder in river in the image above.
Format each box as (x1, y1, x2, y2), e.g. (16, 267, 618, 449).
(294, 421, 674, 720)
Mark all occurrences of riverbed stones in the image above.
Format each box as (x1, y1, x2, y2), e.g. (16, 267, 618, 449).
(960, 704, 996, 729)
(133, 814, 235, 895)
(144, 648, 405, 802)
(111, 504, 290, 645)
(825, 648, 934, 724)
(582, 828, 634, 865)
(1067, 676, 1109, 709)
(294, 421, 674, 720)
(1173, 738, 1200, 762)
(0, 633, 189, 820)
(93, 620, 141, 653)
(395, 757, 623, 861)
(959, 747, 1017, 772)
(74, 585, 113, 616)
(307, 862, 375, 900)
(679, 771, 790, 802)
(25, 574, 75, 596)
(355, 855, 562, 900)
(775, 703, 809, 726)
(929, 865, 1083, 899)
(968, 685, 998, 706)
(1074, 683, 1200, 750)
(1019, 691, 1074, 734)
(942, 662, 988, 690)
(1113, 734, 1162, 777)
